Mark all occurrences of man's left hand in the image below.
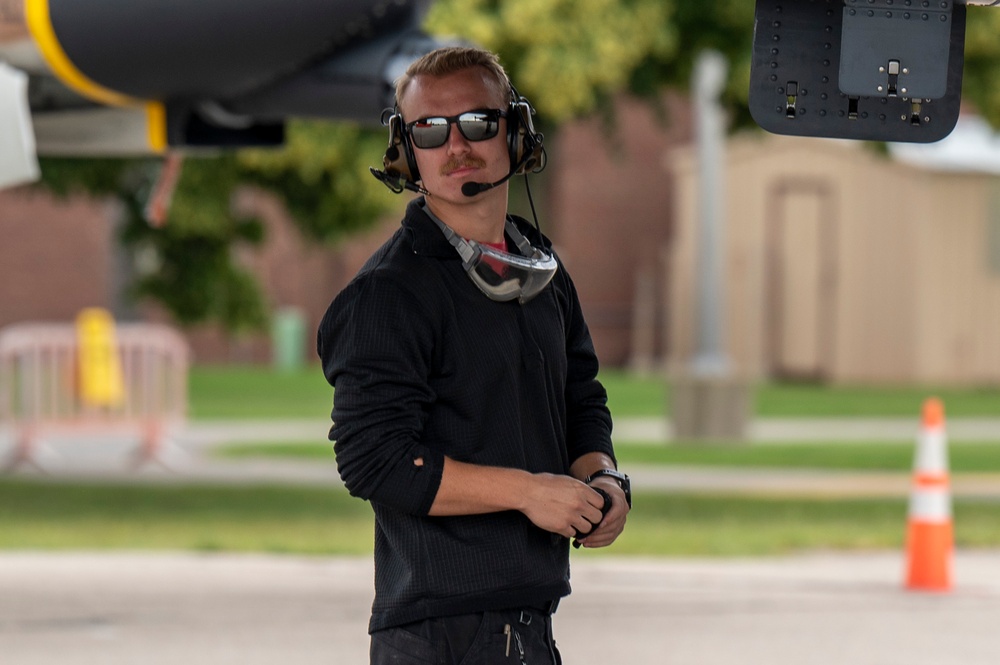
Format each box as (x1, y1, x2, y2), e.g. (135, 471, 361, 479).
(575, 475, 628, 548)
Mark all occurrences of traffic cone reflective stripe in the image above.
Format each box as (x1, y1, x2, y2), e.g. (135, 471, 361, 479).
(913, 473, 948, 489)
(904, 397, 953, 592)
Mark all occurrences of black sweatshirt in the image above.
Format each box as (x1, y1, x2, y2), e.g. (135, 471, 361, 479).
(317, 198, 615, 632)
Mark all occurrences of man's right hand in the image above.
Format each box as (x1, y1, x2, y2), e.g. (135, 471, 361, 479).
(517, 473, 608, 539)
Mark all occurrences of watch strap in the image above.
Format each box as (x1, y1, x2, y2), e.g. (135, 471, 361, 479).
(584, 468, 631, 508)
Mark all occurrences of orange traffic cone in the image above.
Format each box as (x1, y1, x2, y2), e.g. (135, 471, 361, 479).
(904, 397, 953, 592)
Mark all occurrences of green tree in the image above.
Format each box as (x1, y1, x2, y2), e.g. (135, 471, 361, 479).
(38, 120, 392, 333)
(425, 0, 756, 125)
(41, 154, 270, 333)
(963, 7, 1000, 128)
(36, 3, 1000, 334)
(427, 1, 1000, 131)
(426, 0, 678, 122)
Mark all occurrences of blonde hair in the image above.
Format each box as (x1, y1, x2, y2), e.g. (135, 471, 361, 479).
(395, 46, 512, 110)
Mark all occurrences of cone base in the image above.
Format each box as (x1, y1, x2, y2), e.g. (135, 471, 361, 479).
(905, 520, 953, 591)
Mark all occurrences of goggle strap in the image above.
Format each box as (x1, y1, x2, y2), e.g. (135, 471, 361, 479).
(423, 207, 480, 268)
(503, 218, 535, 257)
(423, 204, 546, 272)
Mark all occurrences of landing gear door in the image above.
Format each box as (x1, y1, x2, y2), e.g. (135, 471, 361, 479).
(749, 0, 967, 143)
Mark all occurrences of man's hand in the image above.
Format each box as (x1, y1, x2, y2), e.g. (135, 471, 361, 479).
(517, 473, 609, 539)
(572, 474, 628, 548)
(568, 452, 630, 548)
(427, 455, 628, 545)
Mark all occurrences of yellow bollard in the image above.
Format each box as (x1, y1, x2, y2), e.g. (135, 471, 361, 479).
(75, 308, 125, 408)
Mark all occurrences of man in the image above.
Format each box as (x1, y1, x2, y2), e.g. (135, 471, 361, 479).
(317, 46, 630, 664)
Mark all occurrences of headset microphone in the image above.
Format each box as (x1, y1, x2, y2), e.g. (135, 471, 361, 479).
(461, 145, 536, 197)
(461, 169, 517, 197)
(370, 167, 428, 195)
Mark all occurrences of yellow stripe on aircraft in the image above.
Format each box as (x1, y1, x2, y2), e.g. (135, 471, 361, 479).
(146, 102, 168, 153)
(25, 0, 167, 152)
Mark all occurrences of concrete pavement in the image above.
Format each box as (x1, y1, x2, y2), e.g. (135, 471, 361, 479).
(3, 418, 1000, 664)
(4, 417, 1000, 497)
(3, 551, 1000, 665)
(169, 415, 1000, 446)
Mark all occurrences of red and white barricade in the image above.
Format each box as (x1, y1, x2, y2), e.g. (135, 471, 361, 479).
(0, 321, 189, 470)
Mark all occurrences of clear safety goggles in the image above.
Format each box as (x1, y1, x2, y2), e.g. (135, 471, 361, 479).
(426, 210, 558, 304)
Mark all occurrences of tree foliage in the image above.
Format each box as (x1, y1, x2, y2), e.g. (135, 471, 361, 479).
(236, 121, 393, 243)
(426, 0, 678, 122)
(40, 154, 270, 333)
(427, 1, 1000, 132)
(425, 0, 756, 126)
(962, 7, 1000, 128)
(35, 3, 1000, 333)
(37, 120, 392, 333)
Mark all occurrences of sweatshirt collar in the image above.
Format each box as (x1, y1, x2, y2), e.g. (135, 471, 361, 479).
(404, 198, 459, 258)
(402, 197, 551, 258)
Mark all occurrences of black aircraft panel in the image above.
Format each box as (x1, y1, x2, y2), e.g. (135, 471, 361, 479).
(750, 0, 966, 143)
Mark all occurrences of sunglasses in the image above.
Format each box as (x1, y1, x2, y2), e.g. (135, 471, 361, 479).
(406, 109, 507, 149)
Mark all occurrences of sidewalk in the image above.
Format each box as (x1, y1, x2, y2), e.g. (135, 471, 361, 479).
(3, 417, 1000, 497)
(173, 415, 1000, 446)
(616, 415, 1000, 443)
(8, 414, 1000, 450)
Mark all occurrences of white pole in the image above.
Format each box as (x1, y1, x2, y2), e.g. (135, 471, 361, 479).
(691, 50, 731, 377)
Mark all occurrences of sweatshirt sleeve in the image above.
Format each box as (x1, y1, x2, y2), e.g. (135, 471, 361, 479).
(558, 265, 616, 467)
(317, 269, 444, 516)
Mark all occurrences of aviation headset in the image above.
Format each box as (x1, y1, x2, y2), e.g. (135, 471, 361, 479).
(373, 83, 546, 194)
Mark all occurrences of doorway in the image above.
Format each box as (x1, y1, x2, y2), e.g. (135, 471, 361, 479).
(764, 180, 837, 380)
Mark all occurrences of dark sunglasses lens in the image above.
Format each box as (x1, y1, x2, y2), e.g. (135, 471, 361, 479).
(410, 112, 500, 148)
(410, 118, 450, 149)
(457, 112, 499, 142)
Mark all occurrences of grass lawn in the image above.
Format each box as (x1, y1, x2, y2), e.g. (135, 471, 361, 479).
(189, 365, 333, 419)
(189, 365, 1000, 420)
(3, 479, 998, 557)
(0, 481, 374, 556)
(40, 365, 989, 559)
(600, 370, 1000, 418)
(212, 439, 1000, 473)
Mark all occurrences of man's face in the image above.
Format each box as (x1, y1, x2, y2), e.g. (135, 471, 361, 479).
(399, 68, 510, 203)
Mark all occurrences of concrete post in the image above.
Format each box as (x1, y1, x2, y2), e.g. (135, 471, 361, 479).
(670, 50, 751, 443)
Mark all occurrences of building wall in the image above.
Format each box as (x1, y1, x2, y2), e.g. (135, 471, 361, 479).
(669, 133, 1000, 385)
(549, 93, 692, 367)
(914, 173, 1000, 384)
(0, 94, 692, 370)
(176, 188, 403, 365)
(0, 182, 404, 366)
(0, 186, 115, 328)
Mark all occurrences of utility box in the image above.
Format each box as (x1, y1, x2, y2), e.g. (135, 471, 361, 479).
(272, 307, 306, 372)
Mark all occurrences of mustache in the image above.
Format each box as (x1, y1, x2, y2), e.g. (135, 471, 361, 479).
(441, 157, 486, 175)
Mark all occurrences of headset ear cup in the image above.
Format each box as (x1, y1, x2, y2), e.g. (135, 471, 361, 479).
(507, 101, 523, 172)
(509, 98, 544, 175)
(384, 113, 420, 183)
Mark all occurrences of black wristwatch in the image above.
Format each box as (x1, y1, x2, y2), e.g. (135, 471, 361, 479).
(585, 469, 632, 509)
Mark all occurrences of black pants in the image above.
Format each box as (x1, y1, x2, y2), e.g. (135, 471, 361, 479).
(370, 606, 562, 665)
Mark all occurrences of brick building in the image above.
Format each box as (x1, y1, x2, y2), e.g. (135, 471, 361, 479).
(0, 189, 119, 326)
(0, 93, 692, 368)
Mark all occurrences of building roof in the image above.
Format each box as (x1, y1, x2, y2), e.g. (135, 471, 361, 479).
(890, 113, 1000, 175)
